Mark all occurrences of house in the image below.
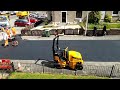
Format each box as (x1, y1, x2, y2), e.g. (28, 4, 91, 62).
(51, 11, 85, 25)
(51, 11, 120, 25)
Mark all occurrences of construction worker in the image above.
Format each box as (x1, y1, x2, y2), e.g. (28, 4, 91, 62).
(11, 26, 17, 37)
(5, 27, 11, 38)
(1, 28, 9, 48)
(1, 27, 5, 32)
(10, 26, 18, 46)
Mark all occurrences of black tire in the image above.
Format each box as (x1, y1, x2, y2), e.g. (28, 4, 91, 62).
(12, 41, 18, 46)
(54, 60, 58, 63)
(53, 63, 61, 69)
(75, 63, 83, 71)
(79, 64, 83, 70)
(1, 44, 4, 46)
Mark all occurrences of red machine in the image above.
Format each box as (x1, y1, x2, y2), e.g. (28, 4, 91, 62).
(0, 59, 14, 71)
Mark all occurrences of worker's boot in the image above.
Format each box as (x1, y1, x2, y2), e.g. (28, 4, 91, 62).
(1, 44, 4, 46)
(4, 44, 9, 48)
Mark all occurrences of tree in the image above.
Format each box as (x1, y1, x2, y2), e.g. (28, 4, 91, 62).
(104, 14, 112, 22)
(88, 11, 101, 24)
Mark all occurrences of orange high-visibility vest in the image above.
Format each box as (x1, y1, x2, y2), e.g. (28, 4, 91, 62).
(6, 29, 11, 38)
(11, 27, 16, 36)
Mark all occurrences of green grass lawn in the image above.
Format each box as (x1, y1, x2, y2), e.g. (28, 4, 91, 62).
(88, 23, 120, 30)
(8, 72, 109, 79)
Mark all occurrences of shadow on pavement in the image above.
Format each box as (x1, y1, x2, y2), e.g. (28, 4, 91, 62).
(34, 58, 74, 70)
(35, 58, 66, 69)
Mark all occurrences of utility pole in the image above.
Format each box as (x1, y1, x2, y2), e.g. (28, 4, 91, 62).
(84, 11, 89, 36)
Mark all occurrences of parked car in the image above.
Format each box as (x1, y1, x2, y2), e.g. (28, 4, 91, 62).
(14, 19, 32, 27)
(0, 16, 10, 28)
(29, 13, 39, 18)
(0, 24, 7, 31)
(0, 11, 8, 15)
(29, 13, 43, 20)
(29, 17, 39, 23)
(9, 11, 16, 15)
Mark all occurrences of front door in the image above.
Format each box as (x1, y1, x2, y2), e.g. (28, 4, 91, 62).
(62, 12, 66, 23)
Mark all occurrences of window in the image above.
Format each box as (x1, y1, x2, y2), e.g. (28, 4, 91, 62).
(76, 11, 82, 18)
(112, 11, 119, 16)
(113, 11, 118, 14)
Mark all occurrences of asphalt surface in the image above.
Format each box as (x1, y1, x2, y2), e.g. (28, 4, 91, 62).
(0, 36, 120, 62)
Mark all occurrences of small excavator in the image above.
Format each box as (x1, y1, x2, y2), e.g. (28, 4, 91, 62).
(52, 35, 84, 70)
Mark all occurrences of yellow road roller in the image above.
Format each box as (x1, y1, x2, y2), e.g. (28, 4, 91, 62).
(52, 35, 84, 70)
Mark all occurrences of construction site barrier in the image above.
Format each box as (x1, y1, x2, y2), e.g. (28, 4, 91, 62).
(49, 29, 56, 35)
(64, 29, 74, 35)
(31, 30, 43, 36)
(85, 29, 120, 36)
(73, 29, 80, 35)
(21, 30, 32, 36)
(22, 24, 35, 31)
(50, 29, 64, 35)
(21, 28, 120, 36)
(21, 29, 82, 36)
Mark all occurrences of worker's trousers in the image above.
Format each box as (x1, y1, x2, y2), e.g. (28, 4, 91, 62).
(4, 39, 9, 46)
(13, 32, 16, 36)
